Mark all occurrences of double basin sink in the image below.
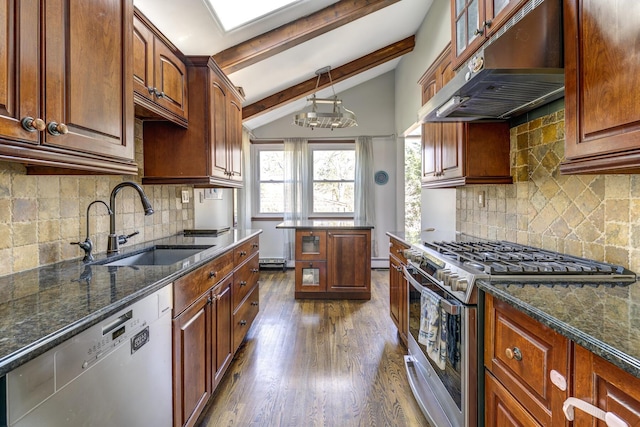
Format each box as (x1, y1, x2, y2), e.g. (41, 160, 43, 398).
(96, 245, 214, 267)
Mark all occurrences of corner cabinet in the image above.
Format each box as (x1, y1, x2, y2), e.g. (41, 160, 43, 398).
(420, 45, 511, 188)
(451, 0, 527, 69)
(142, 57, 244, 187)
(389, 237, 409, 346)
(0, 0, 137, 174)
(133, 9, 188, 127)
(560, 0, 640, 174)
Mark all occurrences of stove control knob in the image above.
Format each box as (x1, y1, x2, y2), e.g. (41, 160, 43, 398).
(437, 269, 450, 282)
(452, 278, 468, 292)
(446, 274, 458, 287)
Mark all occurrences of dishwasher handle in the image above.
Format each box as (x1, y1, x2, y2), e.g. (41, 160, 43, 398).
(101, 310, 133, 336)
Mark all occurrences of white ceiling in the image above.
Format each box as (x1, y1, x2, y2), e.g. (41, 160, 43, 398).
(133, 0, 433, 130)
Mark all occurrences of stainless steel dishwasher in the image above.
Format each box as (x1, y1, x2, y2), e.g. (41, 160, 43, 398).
(5, 284, 173, 427)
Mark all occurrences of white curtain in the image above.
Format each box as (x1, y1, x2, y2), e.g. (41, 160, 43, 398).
(236, 127, 252, 230)
(355, 136, 378, 257)
(283, 138, 309, 260)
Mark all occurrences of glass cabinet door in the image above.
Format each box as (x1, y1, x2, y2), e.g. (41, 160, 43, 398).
(295, 261, 327, 293)
(454, 0, 481, 56)
(295, 230, 327, 261)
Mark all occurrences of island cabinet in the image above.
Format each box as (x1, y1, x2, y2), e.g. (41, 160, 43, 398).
(0, 0, 137, 175)
(450, 0, 527, 69)
(142, 56, 244, 187)
(172, 237, 260, 427)
(420, 44, 511, 188)
(389, 237, 409, 346)
(560, 0, 640, 174)
(133, 9, 188, 127)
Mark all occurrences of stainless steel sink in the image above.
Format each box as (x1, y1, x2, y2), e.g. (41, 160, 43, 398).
(100, 246, 212, 266)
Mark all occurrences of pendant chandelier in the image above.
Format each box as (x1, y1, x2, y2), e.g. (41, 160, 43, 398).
(293, 66, 357, 130)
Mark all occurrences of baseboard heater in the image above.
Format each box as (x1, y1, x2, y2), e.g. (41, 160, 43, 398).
(259, 258, 286, 271)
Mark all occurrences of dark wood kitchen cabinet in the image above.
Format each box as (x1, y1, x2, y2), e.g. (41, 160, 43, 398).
(420, 45, 511, 188)
(142, 56, 244, 187)
(389, 237, 409, 346)
(0, 0, 137, 174)
(560, 0, 640, 174)
(172, 237, 260, 427)
(451, 0, 527, 69)
(133, 9, 188, 127)
(484, 294, 569, 426)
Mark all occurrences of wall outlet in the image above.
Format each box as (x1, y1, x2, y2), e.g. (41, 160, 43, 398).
(478, 190, 485, 207)
(181, 189, 190, 203)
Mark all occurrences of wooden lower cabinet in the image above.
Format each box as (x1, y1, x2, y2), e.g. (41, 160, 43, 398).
(485, 371, 543, 427)
(173, 292, 211, 427)
(572, 344, 640, 426)
(388, 237, 409, 345)
(172, 236, 260, 427)
(484, 294, 569, 426)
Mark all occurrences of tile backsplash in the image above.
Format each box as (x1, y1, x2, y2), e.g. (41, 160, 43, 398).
(457, 109, 640, 273)
(0, 120, 194, 277)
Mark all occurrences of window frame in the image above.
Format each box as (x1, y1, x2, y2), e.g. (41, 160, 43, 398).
(252, 142, 285, 219)
(308, 142, 355, 218)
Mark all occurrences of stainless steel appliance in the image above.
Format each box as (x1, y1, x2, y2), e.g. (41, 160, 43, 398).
(417, 0, 564, 123)
(5, 285, 173, 427)
(403, 237, 636, 427)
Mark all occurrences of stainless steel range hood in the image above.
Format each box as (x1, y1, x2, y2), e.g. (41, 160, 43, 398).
(418, 0, 564, 123)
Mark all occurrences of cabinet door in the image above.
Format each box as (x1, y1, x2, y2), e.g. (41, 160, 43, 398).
(173, 293, 211, 427)
(327, 230, 371, 293)
(210, 74, 229, 180)
(485, 371, 543, 427)
(295, 230, 327, 261)
(295, 261, 327, 293)
(572, 344, 640, 426)
(389, 255, 402, 331)
(0, 0, 40, 144)
(132, 15, 154, 102)
(212, 276, 233, 389)
(154, 41, 188, 119)
(561, 0, 640, 173)
(451, 0, 485, 69)
(227, 95, 243, 182)
(439, 56, 463, 180)
(484, 0, 525, 37)
(43, 0, 134, 161)
(421, 76, 438, 180)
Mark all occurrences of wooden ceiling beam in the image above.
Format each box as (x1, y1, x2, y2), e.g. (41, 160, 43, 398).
(242, 35, 415, 120)
(213, 0, 401, 74)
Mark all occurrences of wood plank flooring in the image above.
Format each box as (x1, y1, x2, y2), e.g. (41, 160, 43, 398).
(197, 269, 430, 427)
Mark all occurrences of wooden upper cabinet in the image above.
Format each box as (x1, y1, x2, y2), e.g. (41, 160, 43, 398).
(560, 0, 640, 174)
(133, 9, 188, 127)
(420, 45, 511, 188)
(142, 56, 244, 187)
(451, 0, 526, 69)
(0, 0, 136, 174)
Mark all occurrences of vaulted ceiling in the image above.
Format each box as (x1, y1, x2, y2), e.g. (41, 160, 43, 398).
(133, 0, 433, 130)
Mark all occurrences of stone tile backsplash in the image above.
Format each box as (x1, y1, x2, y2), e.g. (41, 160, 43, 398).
(0, 120, 194, 277)
(457, 110, 640, 274)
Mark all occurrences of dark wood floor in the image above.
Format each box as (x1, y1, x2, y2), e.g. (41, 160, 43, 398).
(197, 269, 429, 427)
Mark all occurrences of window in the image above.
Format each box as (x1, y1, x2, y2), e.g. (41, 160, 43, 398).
(255, 145, 285, 215)
(310, 145, 355, 215)
(252, 142, 355, 218)
(206, 0, 300, 31)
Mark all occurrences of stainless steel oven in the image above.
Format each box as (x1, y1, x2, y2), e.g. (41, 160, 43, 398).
(404, 264, 477, 427)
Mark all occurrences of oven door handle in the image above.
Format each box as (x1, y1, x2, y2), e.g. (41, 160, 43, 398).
(402, 265, 461, 316)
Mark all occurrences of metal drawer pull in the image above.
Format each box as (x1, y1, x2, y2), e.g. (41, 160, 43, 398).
(505, 347, 522, 361)
(251, 301, 258, 306)
(209, 271, 217, 279)
(21, 117, 46, 132)
(239, 250, 247, 256)
(562, 397, 628, 427)
(239, 320, 247, 326)
(239, 281, 247, 286)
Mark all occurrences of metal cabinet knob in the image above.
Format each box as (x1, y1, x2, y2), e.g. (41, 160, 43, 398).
(239, 280, 247, 287)
(251, 268, 259, 273)
(239, 320, 247, 326)
(155, 90, 165, 99)
(147, 86, 155, 95)
(21, 117, 46, 132)
(251, 301, 259, 306)
(47, 121, 68, 136)
(505, 347, 523, 361)
(209, 271, 217, 279)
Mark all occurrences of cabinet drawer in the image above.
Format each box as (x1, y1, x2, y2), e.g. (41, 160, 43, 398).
(389, 237, 409, 264)
(174, 251, 233, 315)
(294, 261, 327, 294)
(232, 254, 259, 309)
(232, 284, 259, 352)
(485, 371, 542, 427)
(234, 236, 259, 266)
(485, 295, 568, 425)
(295, 230, 327, 261)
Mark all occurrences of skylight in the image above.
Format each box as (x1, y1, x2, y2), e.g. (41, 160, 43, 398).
(207, 0, 301, 31)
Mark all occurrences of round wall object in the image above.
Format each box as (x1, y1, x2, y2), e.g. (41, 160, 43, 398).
(374, 170, 389, 185)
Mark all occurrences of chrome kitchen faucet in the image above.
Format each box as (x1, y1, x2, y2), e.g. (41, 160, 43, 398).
(107, 181, 154, 254)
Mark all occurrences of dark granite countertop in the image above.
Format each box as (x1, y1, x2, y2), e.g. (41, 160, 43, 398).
(276, 220, 374, 229)
(0, 229, 262, 376)
(386, 231, 640, 378)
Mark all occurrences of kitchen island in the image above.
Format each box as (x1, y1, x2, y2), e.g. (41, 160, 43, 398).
(276, 220, 373, 300)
